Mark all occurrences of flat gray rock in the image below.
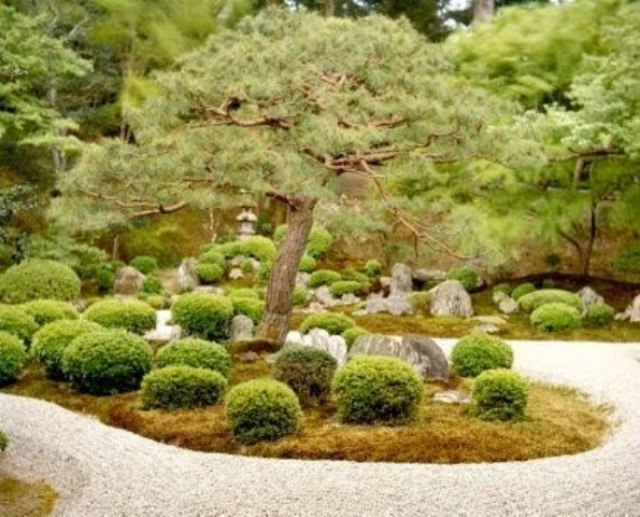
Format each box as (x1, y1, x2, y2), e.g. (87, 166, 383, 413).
(433, 390, 472, 404)
(230, 314, 254, 342)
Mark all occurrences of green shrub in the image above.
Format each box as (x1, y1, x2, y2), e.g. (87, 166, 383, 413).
(31, 319, 103, 380)
(306, 227, 333, 259)
(0, 305, 38, 344)
(84, 299, 156, 334)
(198, 242, 218, 255)
(195, 263, 224, 284)
(231, 297, 264, 324)
(141, 365, 227, 410)
(226, 379, 302, 445)
(298, 254, 317, 273)
(22, 300, 79, 326)
(273, 224, 288, 244)
(227, 288, 260, 300)
(332, 356, 423, 425)
(198, 250, 226, 267)
(240, 258, 254, 273)
(0, 429, 7, 451)
(446, 266, 478, 291)
(0, 331, 27, 385)
(218, 241, 243, 259)
(155, 338, 231, 377)
(492, 283, 512, 297)
(299, 313, 355, 335)
(308, 270, 342, 288)
(451, 332, 513, 377)
(583, 302, 615, 328)
(511, 282, 536, 301)
(143, 295, 167, 310)
(94, 267, 115, 294)
(341, 269, 371, 287)
(541, 279, 555, 289)
(62, 329, 153, 395)
(129, 256, 158, 275)
(0, 259, 81, 303)
(140, 275, 164, 295)
(611, 243, 640, 275)
(257, 262, 271, 283)
(329, 280, 363, 297)
(518, 289, 582, 312)
(363, 259, 382, 277)
(291, 286, 309, 307)
(171, 294, 233, 341)
(530, 302, 581, 332)
(472, 369, 529, 421)
(241, 236, 278, 263)
(273, 346, 337, 407)
(341, 326, 370, 348)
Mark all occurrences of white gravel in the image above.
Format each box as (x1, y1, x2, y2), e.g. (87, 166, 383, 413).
(1, 339, 639, 517)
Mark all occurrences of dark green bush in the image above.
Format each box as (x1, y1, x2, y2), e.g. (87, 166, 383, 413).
(171, 294, 233, 341)
(492, 283, 512, 297)
(306, 227, 333, 259)
(140, 276, 164, 295)
(451, 332, 513, 377)
(129, 256, 158, 275)
(298, 254, 317, 273)
(141, 365, 227, 410)
(31, 319, 103, 380)
(94, 267, 115, 294)
(0, 259, 81, 303)
(61, 329, 153, 395)
(155, 337, 231, 378)
(299, 313, 355, 335)
(195, 263, 224, 284)
(329, 280, 363, 297)
(308, 269, 342, 288)
(0, 331, 27, 385)
(84, 299, 156, 334)
(332, 356, 423, 425)
(272, 346, 337, 407)
(472, 368, 529, 421)
(0, 305, 38, 344)
(511, 282, 536, 301)
(291, 286, 309, 307)
(198, 250, 226, 267)
(530, 302, 581, 332)
(225, 379, 302, 445)
(22, 300, 79, 326)
(611, 244, 640, 275)
(363, 259, 382, 277)
(446, 266, 479, 291)
(518, 289, 582, 312)
(231, 297, 264, 324)
(341, 326, 370, 348)
(583, 302, 615, 327)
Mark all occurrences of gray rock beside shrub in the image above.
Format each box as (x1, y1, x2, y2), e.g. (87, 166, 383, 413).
(114, 266, 145, 295)
(430, 280, 473, 318)
(619, 293, 640, 322)
(230, 315, 254, 342)
(177, 258, 199, 291)
(284, 329, 348, 367)
(499, 297, 518, 315)
(578, 286, 604, 311)
(390, 263, 412, 295)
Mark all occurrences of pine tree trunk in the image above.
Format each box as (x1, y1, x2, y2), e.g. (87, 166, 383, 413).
(473, 0, 495, 24)
(323, 0, 335, 17)
(256, 197, 316, 346)
(581, 206, 597, 276)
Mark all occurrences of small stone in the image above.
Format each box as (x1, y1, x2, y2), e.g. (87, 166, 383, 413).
(236, 351, 260, 363)
(474, 323, 501, 334)
(624, 293, 640, 323)
(433, 390, 471, 405)
(296, 272, 310, 287)
(230, 315, 254, 342)
(228, 268, 244, 280)
(499, 297, 518, 315)
(193, 286, 225, 296)
(472, 315, 508, 325)
(492, 291, 509, 304)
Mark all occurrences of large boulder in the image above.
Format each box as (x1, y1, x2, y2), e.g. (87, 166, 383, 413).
(177, 258, 199, 291)
(578, 286, 604, 311)
(430, 280, 473, 318)
(230, 314, 254, 342)
(622, 293, 640, 323)
(114, 266, 145, 295)
(390, 263, 413, 295)
(350, 334, 449, 380)
(412, 268, 446, 283)
(284, 329, 347, 367)
(365, 293, 413, 316)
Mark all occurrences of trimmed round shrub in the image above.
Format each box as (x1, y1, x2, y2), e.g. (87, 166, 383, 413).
(329, 280, 363, 297)
(156, 338, 231, 377)
(298, 254, 317, 273)
(583, 302, 615, 327)
(492, 283, 512, 297)
(21, 300, 78, 326)
(446, 266, 479, 291)
(273, 224, 288, 244)
(218, 241, 243, 259)
(0, 305, 38, 344)
(84, 299, 156, 334)
(308, 270, 342, 288)
(518, 289, 582, 312)
(291, 286, 309, 307)
(363, 259, 382, 277)
(511, 282, 536, 301)
(240, 258, 254, 273)
(129, 255, 158, 275)
(472, 369, 529, 421)
(94, 267, 115, 294)
(530, 302, 581, 332)
(0, 331, 27, 385)
(341, 326, 370, 348)
(61, 329, 153, 395)
(273, 346, 337, 407)
(241, 236, 277, 263)
(141, 365, 227, 410)
(198, 250, 226, 267)
(140, 276, 164, 295)
(173, 293, 234, 342)
(227, 288, 260, 300)
(195, 263, 224, 284)
(451, 332, 513, 377)
(299, 313, 355, 335)
(143, 295, 167, 310)
(0, 259, 81, 303)
(306, 227, 333, 259)
(0, 429, 7, 451)
(31, 319, 103, 380)
(226, 379, 302, 445)
(332, 356, 423, 425)
(343, 269, 371, 286)
(231, 297, 264, 324)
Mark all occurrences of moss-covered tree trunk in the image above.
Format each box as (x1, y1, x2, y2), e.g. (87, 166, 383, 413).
(256, 197, 316, 346)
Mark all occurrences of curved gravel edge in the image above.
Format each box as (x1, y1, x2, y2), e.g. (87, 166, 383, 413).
(1, 339, 639, 517)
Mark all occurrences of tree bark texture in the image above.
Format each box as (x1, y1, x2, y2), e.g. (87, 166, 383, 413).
(256, 197, 317, 346)
(473, 0, 495, 24)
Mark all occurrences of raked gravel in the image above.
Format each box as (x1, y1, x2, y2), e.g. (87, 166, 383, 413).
(1, 339, 639, 517)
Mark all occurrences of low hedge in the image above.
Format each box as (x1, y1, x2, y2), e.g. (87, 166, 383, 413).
(472, 369, 529, 421)
(171, 294, 233, 341)
(198, 250, 226, 268)
(329, 280, 364, 297)
(291, 286, 309, 307)
(446, 266, 478, 291)
(518, 289, 582, 312)
(84, 299, 156, 334)
(511, 282, 536, 301)
(22, 300, 79, 326)
(0, 331, 27, 385)
(0, 259, 81, 303)
(363, 259, 382, 277)
(583, 302, 615, 327)
(298, 313, 355, 335)
(129, 256, 158, 275)
(0, 305, 38, 344)
(530, 303, 581, 332)
(308, 270, 341, 288)
(195, 263, 224, 284)
(492, 283, 512, 297)
(231, 297, 264, 325)
(451, 332, 513, 377)
(155, 338, 231, 378)
(298, 254, 317, 273)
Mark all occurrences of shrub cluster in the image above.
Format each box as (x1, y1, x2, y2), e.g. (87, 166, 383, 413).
(140, 276, 164, 295)
(129, 256, 158, 275)
(22, 300, 79, 326)
(231, 297, 264, 324)
(492, 283, 512, 297)
(155, 338, 231, 378)
(198, 250, 226, 268)
(511, 282, 536, 301)
(583, 302, 615, 327)
(332, 356, 423, 425)
(472, 369, 529, 421)
(291, 286, 309, 307)
(31, 319, 103, 380)
(341, 326, 370, 348)
(329, 280, 363, 297)
(172, 294, 233, 341)
(451, 332, 513, 377)
(306, 227, 333, 258)
(62, 329, 153, 395)
(141, 365, 227, 410)
(446, 266, 478, 291)
(0, 331, 27, 385)
(84, 299, 156, 334)
(273, 346, 337, 407)
(0, 305, 38, 344)
(195, 263, 224, 284)
(298, 254, 317, 273)
(518, 289, 582, 312)
(0, 259, 81, 303)
(299, 313, 355, 335)
(308, 270, 342, 288)
(530, 302, 581, 332)
(226, 379, 302, 445)
(363, 259, 382, 278)
(611, 243, 640, 275)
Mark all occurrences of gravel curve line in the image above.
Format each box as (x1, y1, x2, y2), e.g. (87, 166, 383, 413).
(1, 340, 639, 517)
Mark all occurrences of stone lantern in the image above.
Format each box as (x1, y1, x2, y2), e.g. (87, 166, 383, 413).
(236, 191, 257, 240)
